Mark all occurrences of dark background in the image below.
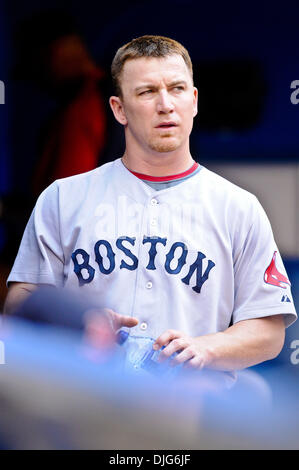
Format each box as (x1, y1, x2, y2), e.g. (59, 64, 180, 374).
(1, 0, 299, 197)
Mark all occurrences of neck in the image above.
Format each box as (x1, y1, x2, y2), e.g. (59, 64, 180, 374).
(121, 147, 194, 177)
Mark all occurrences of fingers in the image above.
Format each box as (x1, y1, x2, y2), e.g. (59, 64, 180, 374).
(153, 329, 183, 351)
(120, 315, 139, 328)
(153, 329, 207, 370)
(171, 347, 196, 365)
(168, 347, 205, 370)
(183, 355, 205, 369)
(103, 308, 138, 331)
(153, 330, 191, 364)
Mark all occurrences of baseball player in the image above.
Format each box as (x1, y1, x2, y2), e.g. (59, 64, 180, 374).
(4, 35, 297, 375)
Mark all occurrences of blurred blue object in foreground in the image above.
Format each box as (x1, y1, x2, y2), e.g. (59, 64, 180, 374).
(0, 286, 298, 449)
(10, 285, 101, 331)
(0, 314, 299, 449)
(0, 315, 201, 449)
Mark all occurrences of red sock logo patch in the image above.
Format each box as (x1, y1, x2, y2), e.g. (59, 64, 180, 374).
(264, 251, 291, 289)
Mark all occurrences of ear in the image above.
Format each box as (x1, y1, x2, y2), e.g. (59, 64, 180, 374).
(109, 96, 128, 125)
(193, 87, 198, 117)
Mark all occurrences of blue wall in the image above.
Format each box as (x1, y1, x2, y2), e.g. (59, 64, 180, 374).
(0, 1, 11, 251)
(3, 0, 299, 189)
(0, 1, 10, 194)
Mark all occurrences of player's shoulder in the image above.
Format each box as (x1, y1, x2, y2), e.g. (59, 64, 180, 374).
(34, 159, 120, 211)
(200, 165, 258, 205)
(198, 165, 265, 224)
(37, 159, 118, 198)
(54, 159, 117, 189)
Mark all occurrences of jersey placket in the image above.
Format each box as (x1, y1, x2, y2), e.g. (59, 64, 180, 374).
(130, 194, 162, 339)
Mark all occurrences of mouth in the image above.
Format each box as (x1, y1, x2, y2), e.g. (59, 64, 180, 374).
(155, 122, 178, 129)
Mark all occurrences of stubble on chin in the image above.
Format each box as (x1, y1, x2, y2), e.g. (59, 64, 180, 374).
(148, 135, 179, 153)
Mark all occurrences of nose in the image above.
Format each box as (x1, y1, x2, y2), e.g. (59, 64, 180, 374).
(156, 90, 174, 114)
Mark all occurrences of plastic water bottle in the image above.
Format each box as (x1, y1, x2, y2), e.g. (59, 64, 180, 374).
(116, 330, 182, 377)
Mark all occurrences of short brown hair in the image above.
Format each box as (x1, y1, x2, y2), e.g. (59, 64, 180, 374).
(111, 35, 193, 97)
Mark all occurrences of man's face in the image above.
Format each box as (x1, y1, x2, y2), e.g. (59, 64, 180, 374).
(110, 54, 198, 154)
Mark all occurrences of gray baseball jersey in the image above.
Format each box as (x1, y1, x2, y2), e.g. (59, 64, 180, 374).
(7, 158, 297, 340)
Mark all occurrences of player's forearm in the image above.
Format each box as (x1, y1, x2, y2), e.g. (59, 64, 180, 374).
(3, 283, 37, 315)
(195, 315, 285, 371)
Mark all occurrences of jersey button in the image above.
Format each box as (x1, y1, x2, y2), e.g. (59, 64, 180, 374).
(146, 281, 153, 289)
(140, 322, 147, 331)
(151, 199, 158, 206)
(150, 219, 157, 226)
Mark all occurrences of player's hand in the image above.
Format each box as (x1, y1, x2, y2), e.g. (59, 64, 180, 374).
(153, 329, 212, 370)
(83, 308, 138, 354)
(84, 307, 138, 334)
(101, 308, 139, 331)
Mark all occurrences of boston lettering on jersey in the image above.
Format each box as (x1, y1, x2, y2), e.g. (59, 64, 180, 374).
(71, 236, 216, 293)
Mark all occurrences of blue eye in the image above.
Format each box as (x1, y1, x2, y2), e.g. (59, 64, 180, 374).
(140, 90, 153, 95)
